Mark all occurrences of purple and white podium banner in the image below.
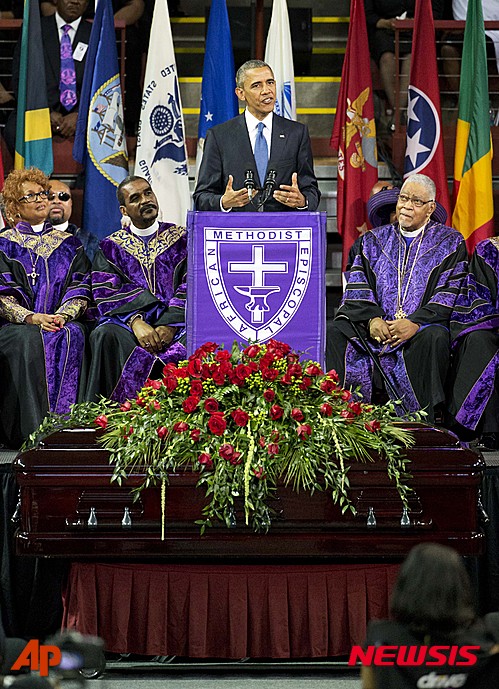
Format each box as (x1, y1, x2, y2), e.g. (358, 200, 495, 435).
(187, 211, 326, 365)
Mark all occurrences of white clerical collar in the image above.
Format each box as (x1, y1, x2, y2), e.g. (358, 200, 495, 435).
(55, 12, 82, 34)
(53, 220, 69, 232)
(245, 109, 273, 135)
(400, 224, 426, 238)
(31, 222, 45, 233)
(130, 220, 159, 237)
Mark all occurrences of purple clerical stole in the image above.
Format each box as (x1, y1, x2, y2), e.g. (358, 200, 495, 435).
(187, 211, 327, 366)
(60, 24, 77, 111)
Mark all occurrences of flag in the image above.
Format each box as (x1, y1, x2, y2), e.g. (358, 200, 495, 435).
(196, 0, 238, 175)
(404, 0, 450, 217)
(73, 0, 128, 238)
(264, 0, 296, 120)
(15, 0, 53, 174)
(135, 0, 190, 227)
(330, 0, 377, 272)
(452, 0, 494, 252)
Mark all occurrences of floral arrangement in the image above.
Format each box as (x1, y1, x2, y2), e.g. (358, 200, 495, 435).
(31, 340, 417, 535)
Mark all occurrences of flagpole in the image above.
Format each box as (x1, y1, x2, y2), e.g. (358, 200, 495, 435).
(255, 0, 264, 59)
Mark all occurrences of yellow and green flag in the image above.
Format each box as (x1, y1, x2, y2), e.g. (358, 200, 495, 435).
(14, 0, 53, 174)
(452, 0, 493, 252)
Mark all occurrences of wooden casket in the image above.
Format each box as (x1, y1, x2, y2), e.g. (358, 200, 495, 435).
(13, 423, 486, 560)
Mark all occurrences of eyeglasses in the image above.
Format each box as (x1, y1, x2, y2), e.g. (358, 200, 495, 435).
(49, 191, 71, 202)
(397, 193, 434, 208)
(18, 190, 51, 203)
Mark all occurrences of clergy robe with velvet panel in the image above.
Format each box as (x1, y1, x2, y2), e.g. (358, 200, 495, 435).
(86, 222, 187, 403)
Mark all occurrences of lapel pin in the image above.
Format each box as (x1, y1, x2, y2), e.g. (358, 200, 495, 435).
(279, 133, 285, 138)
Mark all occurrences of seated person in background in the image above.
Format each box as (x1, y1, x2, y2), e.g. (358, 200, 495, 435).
(448, 237, 499, 450)
(0, 168, 90, 448)
(328, 173, 467, 422)
(193, 59, 320, 213)
(361, 543, 499, 689)
(85, 175, 187, 403)
(48, 179, 99, 262)
(4, 0, 91, 151)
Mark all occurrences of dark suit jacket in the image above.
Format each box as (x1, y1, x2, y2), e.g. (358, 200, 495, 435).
(11, 15, 92, 114)
(193, 113, 321, 212)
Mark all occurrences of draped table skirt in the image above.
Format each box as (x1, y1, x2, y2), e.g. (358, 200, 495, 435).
(62, 562, 400, 658)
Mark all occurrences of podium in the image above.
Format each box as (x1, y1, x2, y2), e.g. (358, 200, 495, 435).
(186, 211, 327, 365)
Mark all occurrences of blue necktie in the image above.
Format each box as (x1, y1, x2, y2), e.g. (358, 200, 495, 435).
(254, 122, 268, 186)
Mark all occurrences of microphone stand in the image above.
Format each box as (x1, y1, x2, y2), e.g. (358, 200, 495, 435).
(257, 170, 276, 209)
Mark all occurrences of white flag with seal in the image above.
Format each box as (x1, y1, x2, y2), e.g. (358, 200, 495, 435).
(264, 0, 296, 120)
(135, 0, 191, 226)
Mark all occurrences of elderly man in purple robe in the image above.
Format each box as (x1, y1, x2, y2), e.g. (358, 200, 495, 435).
(329, 173, 468, 422)
(0, 168, 91, 448)
(85, 175, 187, 403)
(448, 238, 499, 450)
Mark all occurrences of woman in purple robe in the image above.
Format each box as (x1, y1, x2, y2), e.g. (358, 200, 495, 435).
(448, 238, 499, 449)
(0, 168, 91, 448)
(329, 174, 468, 422)
(85, 176, 187, 403)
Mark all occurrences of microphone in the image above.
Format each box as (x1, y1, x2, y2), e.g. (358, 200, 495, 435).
(244, 169, 256, 200)
(258, 169, 277, 208)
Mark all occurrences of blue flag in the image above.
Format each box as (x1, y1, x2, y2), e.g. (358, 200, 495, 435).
(73, 0, 128, 238)
(196, 0, 238, 170)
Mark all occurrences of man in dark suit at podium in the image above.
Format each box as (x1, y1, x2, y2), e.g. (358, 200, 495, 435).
(4, 0, 91, 151)
(193, 59, 320, 213)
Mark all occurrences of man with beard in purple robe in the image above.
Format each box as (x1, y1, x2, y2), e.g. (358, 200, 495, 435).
(448, 238, 499, 449)
(0, 168, 90, 448)
(329, 173, 468, 422)
(85, 175, 187, 403)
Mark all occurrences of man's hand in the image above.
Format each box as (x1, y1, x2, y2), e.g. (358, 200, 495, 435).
(220, 175, 250, 209)
(155, 325, 177, 349)
(131, 319, 162, 353)
(50, 111, 64, 135)
(274, 172, 306, 208)
(25, 313, 63, 332)
(386, 319, 420, 347)
(369, 317, 391, 344)
(59, 112, 78, 138)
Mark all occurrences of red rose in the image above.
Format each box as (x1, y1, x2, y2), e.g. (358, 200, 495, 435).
(340, 409, 355, 421)
(341, 390, 352, 401)
(259, 436, 266, 448)
(365, 420, 381, 433)
(280, 372, 293, 385)
(208, 413, 226, 436)
(173, 421, 189, 433)
(190, 428, 201, 442)
(348, 401, 363, 416)
(135, 396, 145, 407)
(152, 399, 161, 411)
(190, 380, 204, 396)
(320, 379, 337, 394)
(320, 403, 333, 416)
(163, 375, 178, 393)
(120, 401, 132, 412)
(215, 349, 231, 362)
(261, 367, 279, 381)
(263, 389, 275, 402)
(204, 398, 219, 413)
(175, 368, 189, 379)
(198, 452, 213, 470)
(212, 368, 226, 385)
(187, 358, 202, 377)
(327, 369, 340, 382)
(259, 353, 274, 369)
(269, 404, 283, 420)
(231, 408, 249, 427)
(219, 443, 242, 465)
(157, 426, 168, 439)
(291, 408, 304, 421)
(95, 415, 108, 429)
(253, 467, 266, 479)
(182, 395, 200, 413)
(287, 363, 302, 377)
(299, 376, 313, 389)
(266, 339, 290, 358)
(244, 344, 261, 358)
(145, 378, 162, 390)
(271, 430, 280, 441)
(296, 424, 312, 439)
(267, 443, 279, 455)
(305, 364, 322, 377)
(199, 342, 218, 354)
(162, 362, 176, 375)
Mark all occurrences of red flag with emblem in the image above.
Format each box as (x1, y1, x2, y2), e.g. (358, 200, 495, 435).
(404, 0, 450, 217)
(330, 0, 377, 272)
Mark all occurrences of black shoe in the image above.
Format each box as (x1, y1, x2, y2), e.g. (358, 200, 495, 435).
(479, 433, 499, 451)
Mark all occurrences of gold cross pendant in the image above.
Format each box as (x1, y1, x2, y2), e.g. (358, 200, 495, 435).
(395, 307, 407, 320)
